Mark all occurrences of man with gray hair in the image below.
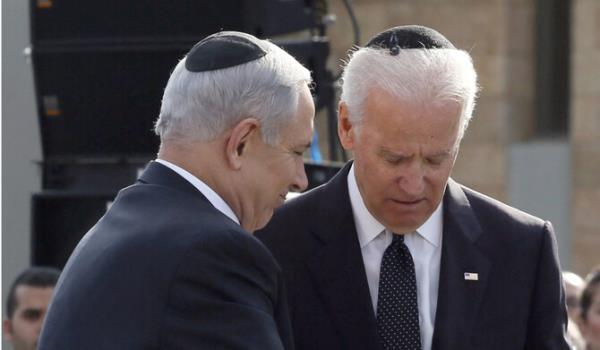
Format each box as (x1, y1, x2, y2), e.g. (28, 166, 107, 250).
(39, 31, 314, 349)
(257, 25, 569, 349)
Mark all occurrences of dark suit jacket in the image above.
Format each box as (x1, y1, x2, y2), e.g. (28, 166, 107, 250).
(39, 161, 293, 350)
(256, 162, 568, 350)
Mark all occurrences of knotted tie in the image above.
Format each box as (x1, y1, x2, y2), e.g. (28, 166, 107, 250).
(376, 233, 421, 350)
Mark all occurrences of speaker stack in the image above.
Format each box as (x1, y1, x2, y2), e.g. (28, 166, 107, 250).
(30, 0, 340, 268)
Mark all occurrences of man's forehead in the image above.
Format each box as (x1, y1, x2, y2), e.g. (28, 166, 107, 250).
(362, 89, 461, 126)
(379, 145, 454, 157)
(14, 285, 54, 306)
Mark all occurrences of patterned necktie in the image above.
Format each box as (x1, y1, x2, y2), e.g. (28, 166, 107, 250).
(376, 233, 421, 350)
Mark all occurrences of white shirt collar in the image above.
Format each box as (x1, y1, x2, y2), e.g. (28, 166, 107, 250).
(154, 159, 240, 225)
(348, 163, 443, 248)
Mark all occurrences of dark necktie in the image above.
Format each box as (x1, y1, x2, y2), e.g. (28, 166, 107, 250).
(376, 233, 421, 350)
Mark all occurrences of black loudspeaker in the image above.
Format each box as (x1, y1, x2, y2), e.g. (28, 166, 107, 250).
(31, 0, 313, 45)
(32, 44, 186, 159)
(31, 191, 116, 269)
(33, 38, 330, 161)
(42, 160, 148, 191)
(278, 38, 332, 110)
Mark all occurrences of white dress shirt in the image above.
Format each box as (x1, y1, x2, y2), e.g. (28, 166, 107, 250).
(155, 159, 240, 225)
(348, 164, 442, 350)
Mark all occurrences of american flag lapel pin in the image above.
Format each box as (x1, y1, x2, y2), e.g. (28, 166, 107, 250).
(464, 272, 479, 281)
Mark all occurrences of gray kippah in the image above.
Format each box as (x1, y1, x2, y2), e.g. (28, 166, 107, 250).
(366, 25, 455, 55)
(185, 31, 268, 72)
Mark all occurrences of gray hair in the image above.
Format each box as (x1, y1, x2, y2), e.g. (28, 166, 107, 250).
(340, 47, 478, 140)
(155, 40, 312, 145)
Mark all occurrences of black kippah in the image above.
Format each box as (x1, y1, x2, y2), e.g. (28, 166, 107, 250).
(366, 25, 455, 55)
(185, 31, 268, 72)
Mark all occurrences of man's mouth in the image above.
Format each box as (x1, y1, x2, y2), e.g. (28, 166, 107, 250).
(391, 198, 424, 206)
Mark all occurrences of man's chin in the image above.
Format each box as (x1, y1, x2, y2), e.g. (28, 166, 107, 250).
(379, 206, 431, 233)
(383, 217, 426, 234)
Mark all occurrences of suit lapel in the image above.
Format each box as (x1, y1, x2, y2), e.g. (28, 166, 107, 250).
(306, 163, 381, 350)
(432, 179, 491, 350)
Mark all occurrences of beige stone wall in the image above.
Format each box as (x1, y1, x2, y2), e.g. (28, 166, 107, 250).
(570, 0, 600, 275)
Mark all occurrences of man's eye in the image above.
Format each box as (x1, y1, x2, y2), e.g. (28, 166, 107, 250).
(425, 156, 446, 166)
(22, 309, 42, 321)
(383, 155, 403, 165)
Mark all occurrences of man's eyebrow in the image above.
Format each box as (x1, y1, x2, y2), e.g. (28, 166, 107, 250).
(429, 149, 453, 158)
(22, 307, 42, 313)
(378, 147, 410, 158)
(378, 147, 453, 158)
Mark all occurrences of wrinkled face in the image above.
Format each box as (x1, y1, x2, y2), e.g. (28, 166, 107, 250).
(339, 87, 461, 234)
(3, 286, 54, 350)
(581, 287, 600, 350)
(244, 85, 315, 232)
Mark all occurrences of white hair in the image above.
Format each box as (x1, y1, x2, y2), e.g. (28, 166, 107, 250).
(340, 47, 479, 140)
(155, 40, 312, 145)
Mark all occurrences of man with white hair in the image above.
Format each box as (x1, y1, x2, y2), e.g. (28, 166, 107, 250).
(38, 31, 314, 350)
(257, 25, 569, 350)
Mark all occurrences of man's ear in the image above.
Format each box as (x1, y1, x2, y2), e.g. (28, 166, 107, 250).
(225, 118, 260, 170)
(338, 102, 356, 150)
(3, 319, 14, 341)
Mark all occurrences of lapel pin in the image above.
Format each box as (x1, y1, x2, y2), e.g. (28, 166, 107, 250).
(464, 272, 479, 281)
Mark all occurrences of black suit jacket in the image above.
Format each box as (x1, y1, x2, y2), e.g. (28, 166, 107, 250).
(256, 162, 568, 350)
(39, 162, 293, 350)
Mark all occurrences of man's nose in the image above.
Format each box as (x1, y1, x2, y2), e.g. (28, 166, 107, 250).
(398, 161, 425, 196)
(290, 164, 309, 193)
